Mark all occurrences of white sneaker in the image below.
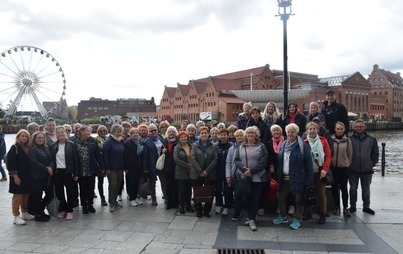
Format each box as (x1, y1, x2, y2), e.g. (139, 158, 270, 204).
(117, 195, 123, 201)
(135, 197, 143, 205)
(13, 216, 26, 225)
(222, 208, 229, 216)
(249, 220, 257, 231)
(257, 208, 264, 216)
(130, 200, 138, 207)
(21, 212, 35, 220)
(215, 206, 223, 214)
(288, 205, 295, 215)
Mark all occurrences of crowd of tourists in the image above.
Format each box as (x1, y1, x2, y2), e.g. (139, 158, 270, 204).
(0, 89, 379, 231)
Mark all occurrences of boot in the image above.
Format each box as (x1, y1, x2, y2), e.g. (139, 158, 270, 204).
(318, 213, 326, 224)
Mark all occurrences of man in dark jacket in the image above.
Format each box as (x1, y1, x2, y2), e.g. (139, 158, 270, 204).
(349, 119, 379, 215)
(322, 90, 349, 134)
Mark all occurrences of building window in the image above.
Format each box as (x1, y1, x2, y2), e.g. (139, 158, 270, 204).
(87, 107, 92, 110)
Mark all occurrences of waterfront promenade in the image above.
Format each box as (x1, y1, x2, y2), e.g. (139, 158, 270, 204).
(0, 172, 402, 253)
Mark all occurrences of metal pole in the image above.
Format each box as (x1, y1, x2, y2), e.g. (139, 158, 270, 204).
(381, 142, 386, 177)
(282, 15, 289, 115)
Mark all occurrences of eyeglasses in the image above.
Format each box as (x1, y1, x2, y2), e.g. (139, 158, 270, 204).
(150, 130, 157, 132)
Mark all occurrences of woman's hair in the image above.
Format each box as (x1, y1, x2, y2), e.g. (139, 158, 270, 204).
(210, 127, 218, 134)
(79, 125, 92, 136)
(129, 127, 139, 135)
(285, 123, 299, 134)
(335, 121, 345, 129)
(186, 124, 196, 132)
(250, 106, 261, 115)
(177, 131, 188, 140)
(137, 124, 149, 132)
(166, 126, 178, 136)
(159, 120, 170, 129)
(196, 120, 205, 127)
(110, 124, 123, 134)
(286, 103, 299, 116)
(308, 101, 321, 115)
(121, 121, 131, 128)
(30, 131, 47, 147)
(26, 122, 39, 132)
(198, 126, 209, 134)
(234, 129, 245, 137)
(55, 125, 67, 139)
(263, 102, 281, 121)
(97, 125, 108, 135)
(217, 122, 226, 129)
(245, 126, 260, 139)
(15, 129, 30, 147)
(270, 124, 283, 134)
(63, 124, 72, 131)
(227, 124, 238, 133)
(305, 122, 318, 131)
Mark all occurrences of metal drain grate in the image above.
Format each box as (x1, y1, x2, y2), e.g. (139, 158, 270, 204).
(217, 249, 265, 254)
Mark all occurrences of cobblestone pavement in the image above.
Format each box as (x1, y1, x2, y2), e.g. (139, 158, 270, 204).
(0, 172, 402, 254)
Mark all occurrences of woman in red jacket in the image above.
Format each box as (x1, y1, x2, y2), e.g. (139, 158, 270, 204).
(303, 122, 332, 224)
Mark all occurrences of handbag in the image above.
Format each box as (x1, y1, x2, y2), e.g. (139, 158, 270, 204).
(266, 178, 279, 200)
(193, 179, 214, 203)
(138, 178, 152, 198)
(303, 185, 317, 206)
(155, 153, 165, 171)
(46, 178, 60, 217)
(322, 171, 334, 185)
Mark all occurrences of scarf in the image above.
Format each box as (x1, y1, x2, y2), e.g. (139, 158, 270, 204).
(307, 135, 325, 166)
(44, 129, 57, 142)
(167, 137, 176, 152)
(272, 135, 284, 154)
(265, 114, 274, 126)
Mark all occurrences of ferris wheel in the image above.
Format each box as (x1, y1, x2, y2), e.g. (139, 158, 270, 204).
(0, 45, 66, 119)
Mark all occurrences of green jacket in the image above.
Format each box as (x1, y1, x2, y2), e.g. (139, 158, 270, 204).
(190, 140, 218, 181)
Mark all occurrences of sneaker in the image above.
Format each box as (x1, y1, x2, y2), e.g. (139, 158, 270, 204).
(130, 200, 138, 207)
(21, 212, 35, 220)
(135, 197, 143, 205)
(289, 218, 301, 230)
(115, 202, 123, 209)
(35, 214, 50, 222)
(66, 212, 73, 220)
(273, 215, 288, 225)
(343, 208, 351, 217)
(87, 205, 96, 213)
(13, 216, 26, 225)
(363, 208, 375, 215)
(349, 207, 357, 213)
(232, 213, 240, 221)
(57, 211, 66, 219)
(0, 176, 7, 181)
(179, 207, 185, 214)
(109, 206, 115, 212)
(249, 220, 257, 231)
(257, 208, 264, 216)
(215, 206, 223, 214)
(288, 205, 295, 215)
(222, 208, 229, 216)
(117, 195, 123, 201)
(318, 213, 326, 224)
(101, 197, 108, 206)
(333, 207, 340, 215)
(244, 219, 251, 226)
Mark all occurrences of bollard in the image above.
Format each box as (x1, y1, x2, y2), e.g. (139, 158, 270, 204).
(381, 143, 386, 177)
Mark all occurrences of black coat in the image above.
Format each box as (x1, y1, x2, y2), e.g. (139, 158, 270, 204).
(49, 140, 80, 176)
(124, 139, 142, 173)
(28, 144, 52, 179)
(322, 101, 349, 134)
(8, 144, 31, 194)
(163, 138, 178, 173)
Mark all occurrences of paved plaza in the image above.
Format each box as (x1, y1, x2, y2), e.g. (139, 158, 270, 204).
(0, 173, 402, 254)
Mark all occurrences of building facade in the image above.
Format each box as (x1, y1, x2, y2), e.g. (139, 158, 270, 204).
(77, 97, 156, 120)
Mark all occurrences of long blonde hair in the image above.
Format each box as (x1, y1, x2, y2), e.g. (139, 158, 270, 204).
(262, 102, 281, 122)
(15, 129, 31, 152)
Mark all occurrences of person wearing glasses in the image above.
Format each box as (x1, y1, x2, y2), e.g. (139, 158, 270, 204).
(63, 124, 73, 138)
(95, 125, 108, 206)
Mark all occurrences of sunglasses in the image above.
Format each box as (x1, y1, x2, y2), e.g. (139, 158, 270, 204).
(150, 129, 158, 132)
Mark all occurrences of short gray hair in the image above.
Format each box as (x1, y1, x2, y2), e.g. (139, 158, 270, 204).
(285, 123, 299, 134)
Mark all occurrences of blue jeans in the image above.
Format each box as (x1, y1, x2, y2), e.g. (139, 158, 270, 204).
(0, 161, 6, 178)
(349, 173, 372, 209)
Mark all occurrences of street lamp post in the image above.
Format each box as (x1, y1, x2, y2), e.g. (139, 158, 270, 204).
(276, 0, 293, 115)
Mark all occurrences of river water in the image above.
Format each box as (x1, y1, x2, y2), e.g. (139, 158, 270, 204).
(1, 130, 402, 173)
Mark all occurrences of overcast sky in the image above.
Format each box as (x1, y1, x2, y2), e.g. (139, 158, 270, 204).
(1, 0, 402, 106)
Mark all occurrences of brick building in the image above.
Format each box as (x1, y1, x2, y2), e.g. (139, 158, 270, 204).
(77, 97, 156, 120)
(368, 64, 403, 121)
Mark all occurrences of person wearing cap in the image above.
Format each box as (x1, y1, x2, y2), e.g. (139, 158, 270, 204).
(322, 90, 349, 135)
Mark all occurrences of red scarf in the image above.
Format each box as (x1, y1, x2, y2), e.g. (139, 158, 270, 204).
(272, 135, 284, 154)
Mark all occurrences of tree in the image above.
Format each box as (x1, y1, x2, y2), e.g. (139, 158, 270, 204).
(68, 106, 78, 121)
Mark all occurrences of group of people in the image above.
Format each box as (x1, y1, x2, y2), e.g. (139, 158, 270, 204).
(2, 89, 379, 232)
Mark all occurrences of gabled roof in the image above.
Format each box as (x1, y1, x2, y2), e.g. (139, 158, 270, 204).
(208, 77, 242, 91)
(164, 86, 176, 97)
(188, 80, 208, 94)
(177, 84, 190, 96)
(379, 69, 403, 87)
